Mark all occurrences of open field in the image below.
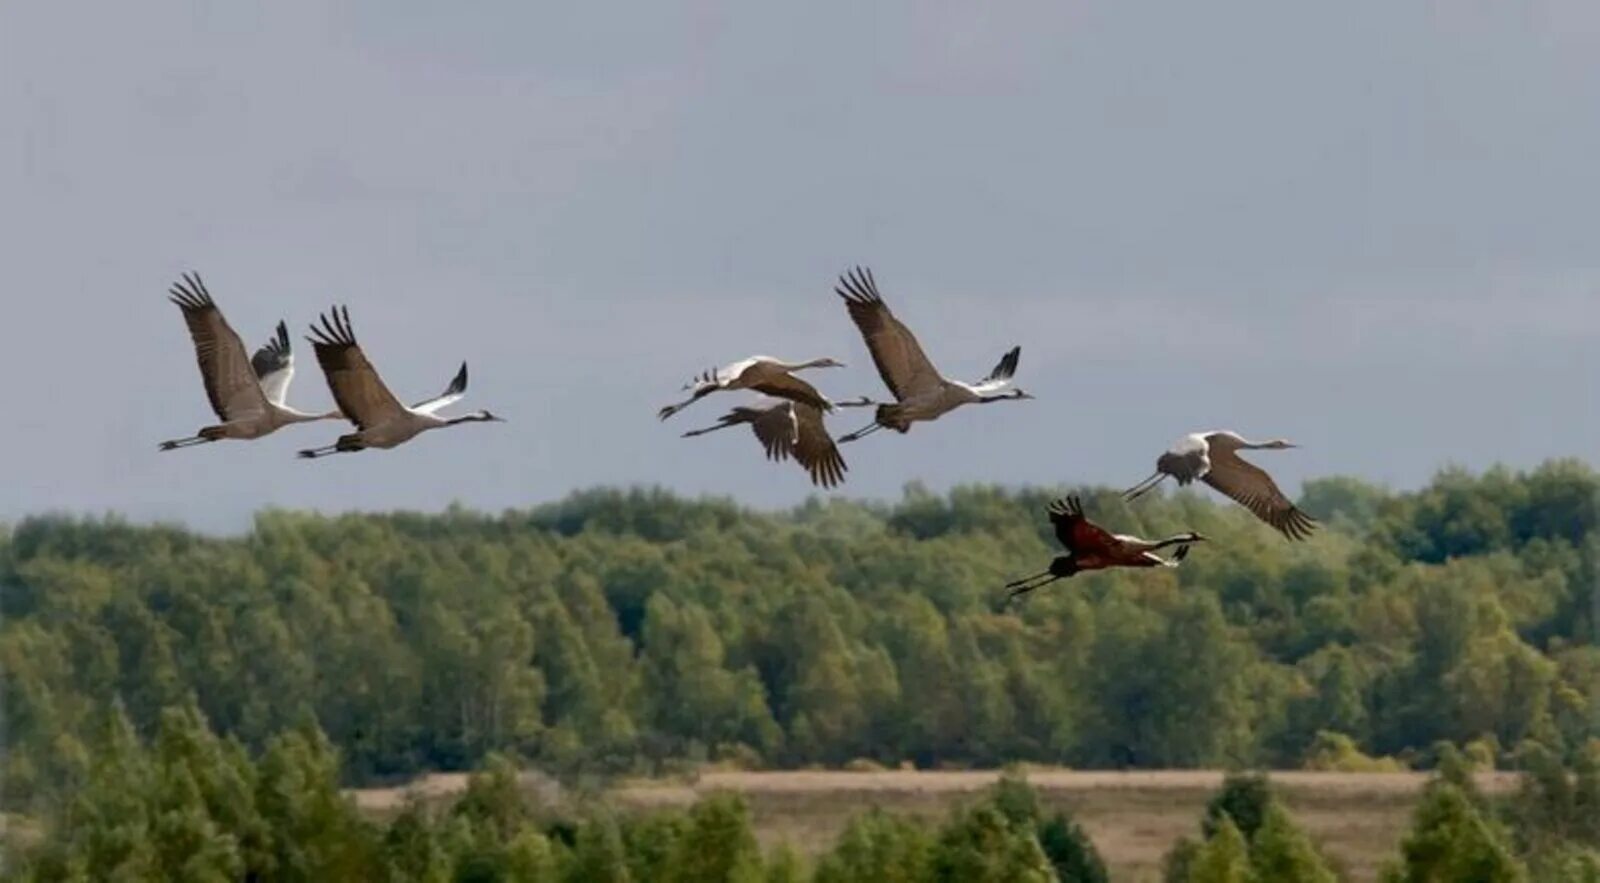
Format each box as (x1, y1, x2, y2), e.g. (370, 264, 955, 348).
(348, 768, 1519, 882)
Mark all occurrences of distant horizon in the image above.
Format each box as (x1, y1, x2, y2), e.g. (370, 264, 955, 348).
(5, 454, 1591, 536)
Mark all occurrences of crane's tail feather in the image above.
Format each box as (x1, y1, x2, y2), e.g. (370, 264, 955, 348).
(680, 366, 720, 391)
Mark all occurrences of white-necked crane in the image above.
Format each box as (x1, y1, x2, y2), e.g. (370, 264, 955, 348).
(833, 266, 1032, 443)
(657, 356, 858, 420)
(160, 272, 341, 451)
(296, 306, 503, 459)
(681, 399, 848, 488)
(1003, 495, 1205, 601)
(1123, 431, 1317, 541)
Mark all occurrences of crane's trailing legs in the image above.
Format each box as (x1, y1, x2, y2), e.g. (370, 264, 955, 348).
(298, 434, 366, 459)
(1003, 571, 1064, 601)
(658, 386, 717, 421)
(1122, 471, 1168, 502)
(158, 425, 231, 451)
(681, 418, 742, 438)
(836, 421, 884, 444)
(158, 435, 216, 451)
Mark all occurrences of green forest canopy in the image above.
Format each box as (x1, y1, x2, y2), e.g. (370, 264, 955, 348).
(3, 460, 1598, 811)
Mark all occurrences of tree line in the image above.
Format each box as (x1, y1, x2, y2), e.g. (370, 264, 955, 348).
(11, 703, 1600, 881)
(3, 460, 1598, 809)
(10, 700, 1110, 882)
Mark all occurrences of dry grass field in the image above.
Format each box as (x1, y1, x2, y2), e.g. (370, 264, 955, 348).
(349, 768, 1518, 882)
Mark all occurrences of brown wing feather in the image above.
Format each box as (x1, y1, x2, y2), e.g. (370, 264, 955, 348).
(304, 306, 406, 430)
(789, 403, 847, 488)
(168, 273, 269, 422)
(741, 365, 834, 412)
(1047, 496, 1118, 554)
(744, 405, 799, 462)
(834, 267, 944, 401)
(1202, 451, 1318, 541)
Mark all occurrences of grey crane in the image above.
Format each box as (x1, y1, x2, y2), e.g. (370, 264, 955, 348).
(296, 306, 502, 459)
(681, 399, 848, 488)
(159, 272, 341, 450)
(1123, 431, 1316, 540)
(832, 266, 1032, 443)
(657, 355, 857, 420)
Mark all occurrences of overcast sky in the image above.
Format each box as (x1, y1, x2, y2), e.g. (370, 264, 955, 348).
(3, 1, 1597, 531)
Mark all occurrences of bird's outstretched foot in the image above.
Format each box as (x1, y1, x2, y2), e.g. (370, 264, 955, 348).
(835, 396, 877, 408)
(991, 591, 1024, 614)
(657, 405, 680, 421)
(158, 441, 179, 451)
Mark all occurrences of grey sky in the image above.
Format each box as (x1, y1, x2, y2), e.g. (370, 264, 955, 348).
(3, 1, 1597, 531)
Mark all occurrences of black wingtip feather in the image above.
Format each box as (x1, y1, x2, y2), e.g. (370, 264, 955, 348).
(834, 265, 883, 305)
(447, 362, 468, 395)
(307, 305, 356, 348)
(1047, 494, 1084, 520)
(986, 346, 1021, 381)
(167, 271, 215, 311)
(1285, 508, 1319, 542)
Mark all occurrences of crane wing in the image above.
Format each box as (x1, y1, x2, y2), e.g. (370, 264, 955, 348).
(251, 321, 295, 407)
(744, 404, 799, 462)
(1047, 495, 1118, 554)
(305, 306, 408, 430)
(1201, 447, 1318, 541)
(967, 346, 1021, 394)
(834, 267, 944, 402)
(413, 362, 468, 415)
(789, 403, 847, 488)
(168, 273, 270, 422)
(742, 364, 833, 412)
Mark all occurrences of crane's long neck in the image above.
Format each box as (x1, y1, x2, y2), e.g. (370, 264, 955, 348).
(1225, 434, 1290, 450)
(780, 357, 832, 372)
(445, 413, 496, 426)
(280, 407, 343, 423)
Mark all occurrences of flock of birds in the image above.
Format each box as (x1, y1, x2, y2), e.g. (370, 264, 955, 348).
(160, 267, 1317, 602)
